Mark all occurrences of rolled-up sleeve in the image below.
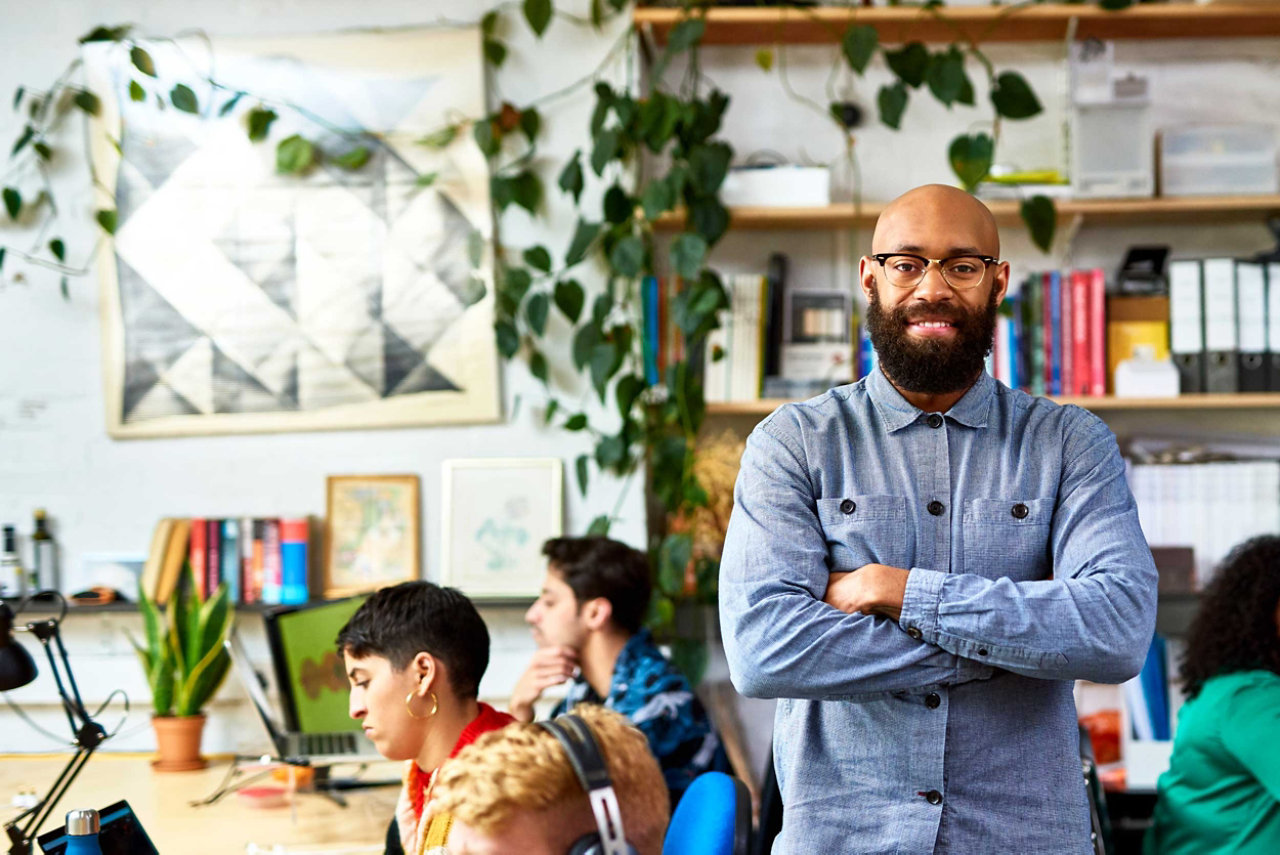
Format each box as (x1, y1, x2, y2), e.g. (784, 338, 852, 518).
(720, 413, 993, 700)
(897, 414, 1157, 684)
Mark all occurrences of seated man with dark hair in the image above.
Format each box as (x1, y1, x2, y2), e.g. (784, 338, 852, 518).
(336, 581, 514, 855)
(509, 536, 728, 804)
(433, 704, 670, 855)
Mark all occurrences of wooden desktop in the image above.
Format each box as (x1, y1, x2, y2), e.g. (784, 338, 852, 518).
(0, 753, 400, 854)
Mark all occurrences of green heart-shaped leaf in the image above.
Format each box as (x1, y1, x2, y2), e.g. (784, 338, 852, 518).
(1021, 195, 1057, 253)
(842, 25, 879, 75)
(523, 0, 552, 37)
(877, 82, 909, 130)
(169, 84, 198, 114)
(670, 233, 708, 280)
(555, 279, 585, 323)
(948, 133, 994, 191)
(885, 42, 928, 89)
(991, 71, 1042, 120)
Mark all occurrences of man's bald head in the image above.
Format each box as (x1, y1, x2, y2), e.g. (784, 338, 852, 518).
(872, 184, 1001, 258)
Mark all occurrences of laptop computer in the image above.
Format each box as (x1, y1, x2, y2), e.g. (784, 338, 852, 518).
(226, 596, 378, 763)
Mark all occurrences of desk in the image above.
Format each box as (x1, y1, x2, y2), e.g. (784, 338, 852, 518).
(0, 753, 400, 854)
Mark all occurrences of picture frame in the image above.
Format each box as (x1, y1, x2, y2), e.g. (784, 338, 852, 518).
(440, 458, 563, 598)
(324, 474, 421, 598)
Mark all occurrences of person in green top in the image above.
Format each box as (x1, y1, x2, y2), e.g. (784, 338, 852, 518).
(1145, 534, 1280, 855)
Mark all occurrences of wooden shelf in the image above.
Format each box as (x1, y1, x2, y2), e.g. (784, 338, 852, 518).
(652, 195, 1280, 231)
(634, 4, 1280, 46)
(706, 392, 1280, 417)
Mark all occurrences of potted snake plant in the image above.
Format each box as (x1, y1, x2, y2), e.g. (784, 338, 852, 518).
(133, 565, 232, 771)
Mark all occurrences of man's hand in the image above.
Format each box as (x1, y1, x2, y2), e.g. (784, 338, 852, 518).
(508, 646, 578, 723)
(823, 564, 911, 621)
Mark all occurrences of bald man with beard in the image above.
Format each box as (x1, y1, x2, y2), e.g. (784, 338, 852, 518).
(720, 185, 1157, 854)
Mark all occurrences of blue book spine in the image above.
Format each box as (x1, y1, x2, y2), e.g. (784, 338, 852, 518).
(1048, 270, 1063, 396)
(221, 519, 240, 603)
(280, 518, 309, 605)
(642, 275, 660, 385)
(1140, 634, 1172, 741)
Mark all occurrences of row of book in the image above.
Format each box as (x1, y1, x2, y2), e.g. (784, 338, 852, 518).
(996, 269, 1109, 397)
(1169, 258, 1280, 393)
(141, 516, 311, 606)
(1129, 460, 1280, 587)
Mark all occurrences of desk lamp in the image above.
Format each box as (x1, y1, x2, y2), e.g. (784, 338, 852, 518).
(0, 593, 109, 855)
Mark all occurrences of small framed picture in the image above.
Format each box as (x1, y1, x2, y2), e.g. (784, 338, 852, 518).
(441, 458, 563, 598)
(324, 474, 421, 598)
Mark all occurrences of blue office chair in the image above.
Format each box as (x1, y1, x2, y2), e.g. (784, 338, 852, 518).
(663, 771, 751, 855)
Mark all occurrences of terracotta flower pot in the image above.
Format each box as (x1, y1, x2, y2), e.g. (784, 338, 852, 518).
(151, 713, 208, 772)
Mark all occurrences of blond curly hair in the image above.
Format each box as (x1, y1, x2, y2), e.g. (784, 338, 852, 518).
(431, 704, 669, 854)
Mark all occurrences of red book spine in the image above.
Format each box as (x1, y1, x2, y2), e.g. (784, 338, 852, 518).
(262, 518, 282, 605)
(188, 518, 206, 599)
(1089, 268, 1107, 397)
(1070, 270, 1091, 396)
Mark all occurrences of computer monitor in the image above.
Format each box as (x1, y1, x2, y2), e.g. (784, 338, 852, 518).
(263, 596, 366, 735)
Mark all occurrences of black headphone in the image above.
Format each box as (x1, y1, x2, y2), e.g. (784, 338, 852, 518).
(537, 713, 640, 855)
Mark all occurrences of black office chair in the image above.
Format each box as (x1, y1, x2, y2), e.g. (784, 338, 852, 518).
(1079, 723, 1115, 855)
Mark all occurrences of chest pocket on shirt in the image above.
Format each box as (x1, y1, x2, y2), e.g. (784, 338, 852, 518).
(962, 497, 1053, 581)
(816, 495, 911, 572)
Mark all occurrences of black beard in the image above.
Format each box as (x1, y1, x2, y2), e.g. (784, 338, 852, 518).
(866, 288, 1000, 395)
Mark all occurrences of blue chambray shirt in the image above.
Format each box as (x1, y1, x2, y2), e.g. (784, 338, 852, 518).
(720, 368, 1157, 855)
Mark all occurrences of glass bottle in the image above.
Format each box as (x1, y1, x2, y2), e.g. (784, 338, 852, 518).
(31, 508, 59, 593)
(1, 525, 25, 599)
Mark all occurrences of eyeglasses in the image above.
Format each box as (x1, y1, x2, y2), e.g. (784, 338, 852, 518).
(870, 253, 999, 291)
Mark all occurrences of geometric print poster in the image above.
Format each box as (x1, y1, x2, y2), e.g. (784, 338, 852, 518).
(84, 28, 499, 438)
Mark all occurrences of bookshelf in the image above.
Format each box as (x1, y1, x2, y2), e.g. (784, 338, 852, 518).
(653, 195, 1280, 232)
(705, 392, 1280, 418)
(59, 596, 537, 615)
(634, 4, 1280, 46)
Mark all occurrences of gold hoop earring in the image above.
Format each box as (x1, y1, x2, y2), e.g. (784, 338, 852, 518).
(406, 690, 439, 720)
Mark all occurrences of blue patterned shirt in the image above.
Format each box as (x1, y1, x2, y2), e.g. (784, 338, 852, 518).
(720, 368, 1157, 854)
(553, 629, 729, 802)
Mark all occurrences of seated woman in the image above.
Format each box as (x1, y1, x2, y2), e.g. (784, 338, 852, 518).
(430, 704, 669, 855)
(1145, 535, 1280, 854)
(336, 581, 515, 855)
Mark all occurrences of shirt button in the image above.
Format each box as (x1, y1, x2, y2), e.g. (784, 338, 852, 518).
(906, 626, 923, 640)
(978, 648, 989, 656)
(925, 692, 941, 709)
(925, 790, 943, 805)
(840, 498, 856, 515)
(1011, 503, 1029, 519)
(927, 500, 945, 516)
(926, 413, 944, 429)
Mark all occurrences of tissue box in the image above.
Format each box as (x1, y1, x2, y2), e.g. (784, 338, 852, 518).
(1158, 124, 1278, 196)
(720, 165, 829, 207)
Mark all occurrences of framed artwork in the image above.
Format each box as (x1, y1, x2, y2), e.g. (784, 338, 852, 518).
(83, 28, 499, 438)
(324, 474, 420, 597)
(440, 458, 563, 598)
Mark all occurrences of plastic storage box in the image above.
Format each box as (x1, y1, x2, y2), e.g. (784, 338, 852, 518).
(1158, 124, 1278, 196)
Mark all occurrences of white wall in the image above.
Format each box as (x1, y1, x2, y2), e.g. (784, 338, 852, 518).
(0, 0, 638, 756)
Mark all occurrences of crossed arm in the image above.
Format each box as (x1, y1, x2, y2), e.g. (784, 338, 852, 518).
(719, 413, 1158, 700)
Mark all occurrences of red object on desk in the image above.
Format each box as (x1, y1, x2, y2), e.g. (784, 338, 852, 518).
(1079, 709, 1122, 766)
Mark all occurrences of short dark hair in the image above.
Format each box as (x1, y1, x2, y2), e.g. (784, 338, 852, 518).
(335, 581, 490, 699)
(1179, 535, 1280, 700)
(542, 536, 651, 635)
